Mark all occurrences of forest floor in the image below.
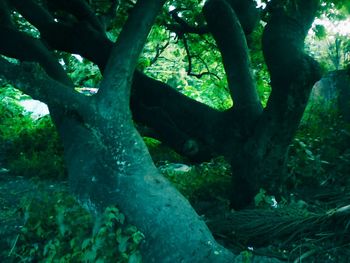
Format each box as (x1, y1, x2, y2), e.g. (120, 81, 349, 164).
(0, 173, 68, 262)
(0, 162, 349, 263)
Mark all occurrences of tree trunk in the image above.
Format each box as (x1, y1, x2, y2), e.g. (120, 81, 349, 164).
(55, 111, 237, 262)
(227, 0, 322, 209)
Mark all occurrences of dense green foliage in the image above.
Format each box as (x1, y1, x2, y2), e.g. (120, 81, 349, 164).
(10, 190, 143, 262)
(160, 157, 231, 201)
(0, 86, 65, 179)
(288, 103, 350, 190)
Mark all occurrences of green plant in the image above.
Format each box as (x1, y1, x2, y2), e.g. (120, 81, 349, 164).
(144, 137, 186, 164)
(0, 85, 33, 140)
(287, 102, 350, 190)
(160, 157, 231, 201)
(10, 190, 143, 263)
(254, 188, 277, 208)
(5, 116, 66, 179)
(1, 85, 65, 179)
(241, 250, 253, 263)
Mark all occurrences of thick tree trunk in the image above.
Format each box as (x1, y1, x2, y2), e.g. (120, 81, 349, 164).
(229, 114, 296, 209)
(0, 45, 281, 263)
(56, 110, 285, 262)
(54, 107, 236, 262)
(228, 0, 321, 209)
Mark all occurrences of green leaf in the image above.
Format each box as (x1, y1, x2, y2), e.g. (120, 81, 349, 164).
(82, 238, 91, 250)
(83, 250, 97, 262)
(118, 236, 130, 253)
(128, 252, 142, 263)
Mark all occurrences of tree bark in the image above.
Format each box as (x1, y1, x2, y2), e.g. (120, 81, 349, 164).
(55, 107, 237, 262)
(228, 0, 321, 209)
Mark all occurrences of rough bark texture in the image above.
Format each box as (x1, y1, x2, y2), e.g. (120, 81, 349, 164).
(230, 0, 321, 208)
(56, 108, 236, 262)
(203, 0, 262, 114)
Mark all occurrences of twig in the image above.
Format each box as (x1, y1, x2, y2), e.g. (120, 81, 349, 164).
(8, 234, 20, 256)
(150, 39, 170, 65)
(182, 36, 220, 80)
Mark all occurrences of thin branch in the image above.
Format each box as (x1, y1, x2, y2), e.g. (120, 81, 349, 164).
(150, 40, 170, 65)
(0, 0, 14, 27)
(192, 54, 221, 81)
(47, 0, 105, 33)
(182, 36, 220, 80)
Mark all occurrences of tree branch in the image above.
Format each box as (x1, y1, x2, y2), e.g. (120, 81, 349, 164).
(96, 0, 166, 112)
(10, 0, 112, 70)
(166, 9, 209, 36)
(150, 39, 170, 65)
(0, 0, 14, 27)
(182, 37, 220, 80)
(3, 0, 224, 160)
(0, 57, 87, 111)
(225, 0, 260, 35)
(47, 0, 105, 33)
(11, 0, 55, 29)
(203, 0, 262, 114)
(0, 26, 72, 86)
(262, 0, 321, 93)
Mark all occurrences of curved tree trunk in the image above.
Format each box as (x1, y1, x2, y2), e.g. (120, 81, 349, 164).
(228, 0, 321, 208)
(56, 113, 236, 262)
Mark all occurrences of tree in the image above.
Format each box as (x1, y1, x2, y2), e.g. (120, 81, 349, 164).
(0, 0, 327, 261)
(131, 0, 322, 209)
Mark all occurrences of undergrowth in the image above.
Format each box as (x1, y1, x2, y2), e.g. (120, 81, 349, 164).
(287, 101, 350, 191)
(159, 157, 231, 201)
(0, 85, 65, 179)
(6, 188, 143, 263)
